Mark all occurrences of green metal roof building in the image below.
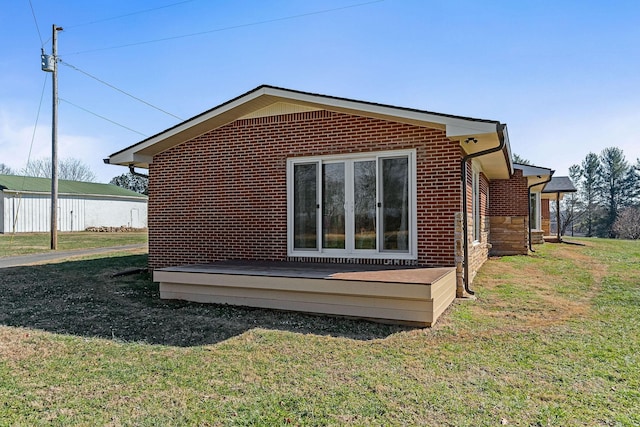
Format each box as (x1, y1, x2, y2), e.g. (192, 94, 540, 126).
(0, 174, 147, 233)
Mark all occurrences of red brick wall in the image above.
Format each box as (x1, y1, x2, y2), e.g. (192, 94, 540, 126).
(541, 198, 550, 218)
(148, 110, 463, 269)
(488, 169, 529, 216)
(488, 168, 530, 255)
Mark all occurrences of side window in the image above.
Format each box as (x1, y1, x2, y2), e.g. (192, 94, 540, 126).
(472, 164, 481, 242)
(530, 192, 540, 230)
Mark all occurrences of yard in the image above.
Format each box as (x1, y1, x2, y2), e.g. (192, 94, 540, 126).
(0, 237, 638, 425)
(0, 231, 147, 257)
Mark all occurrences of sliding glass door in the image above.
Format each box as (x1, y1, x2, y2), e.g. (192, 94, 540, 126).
(289, 150, 415, 259)
(293, 163, 318, 249)
(354, 160, 377, 250)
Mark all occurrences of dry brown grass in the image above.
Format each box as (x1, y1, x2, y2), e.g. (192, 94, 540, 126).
(435, 242, 610, 336)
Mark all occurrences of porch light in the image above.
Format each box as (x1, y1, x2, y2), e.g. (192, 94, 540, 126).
(465, 137, 478, 144)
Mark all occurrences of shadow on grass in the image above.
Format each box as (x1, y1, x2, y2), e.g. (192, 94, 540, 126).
(0, 255, 413, 346)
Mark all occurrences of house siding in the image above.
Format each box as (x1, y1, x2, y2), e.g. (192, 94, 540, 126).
(488, 168, 529, 255)
(148, 110, 464, 269)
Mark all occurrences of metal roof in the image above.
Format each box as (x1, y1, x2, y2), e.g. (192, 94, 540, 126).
(0, 174, 147, 199)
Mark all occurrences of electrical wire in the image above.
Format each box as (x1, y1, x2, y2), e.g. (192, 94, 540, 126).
(64, 0, 385, 55)
(10, 73, 49, 238)
(24, 74, 49, 179)
(28, 0, 44, 47)
(59, 98, 148, 137)
(59, 59, 184, 120)
(65, 0, 196, 29)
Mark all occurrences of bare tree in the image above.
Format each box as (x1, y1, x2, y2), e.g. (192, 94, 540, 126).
(613, 207, 640, 239)
(0, 163, 14, 174)
(557, 165, 584, 236)
(22, 157, 96, 182)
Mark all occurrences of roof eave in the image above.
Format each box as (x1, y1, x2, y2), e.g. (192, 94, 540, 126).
(106, 85, 507, 169)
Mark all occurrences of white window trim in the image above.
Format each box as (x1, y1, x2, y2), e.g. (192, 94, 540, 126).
(287, 149, 417, 260)
(530, 191, 542, 231)
(472, 161, 481, 243)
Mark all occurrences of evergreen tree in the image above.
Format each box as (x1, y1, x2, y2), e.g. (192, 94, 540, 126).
(598, 147, 632, 237)
(512, 154, 532, 165)
(578, 153, 601, 237)
(628, 158, 640, 206)
(110, 172, 148, 195)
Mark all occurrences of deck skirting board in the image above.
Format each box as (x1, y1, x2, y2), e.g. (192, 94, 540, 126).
(154, 266, 456, 326)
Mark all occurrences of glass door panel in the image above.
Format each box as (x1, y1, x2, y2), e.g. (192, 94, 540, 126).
(354, 160, 377, 250)
(322, 162, 346, 249)
(293, 163, 318, 249)
(381, 157, 409, 251)
(530, 193, 539, 230)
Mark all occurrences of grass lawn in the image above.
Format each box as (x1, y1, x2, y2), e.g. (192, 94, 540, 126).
(0, 231, 147, 257)
(0, 238, 638, 425)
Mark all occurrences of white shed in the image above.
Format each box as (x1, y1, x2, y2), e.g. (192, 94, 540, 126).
(0, 174, 147, 233)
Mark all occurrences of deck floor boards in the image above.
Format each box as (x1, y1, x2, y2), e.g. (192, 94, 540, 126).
(158, 260, 452, 285)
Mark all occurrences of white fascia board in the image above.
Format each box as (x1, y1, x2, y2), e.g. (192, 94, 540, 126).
(108, 85, 504, 167)
(516, 164, 553, 177)
(265, 87, 500, 136)
(108, 88, 269, 166)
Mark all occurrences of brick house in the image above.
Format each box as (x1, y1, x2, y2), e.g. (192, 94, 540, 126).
(106, 85, 557, 325)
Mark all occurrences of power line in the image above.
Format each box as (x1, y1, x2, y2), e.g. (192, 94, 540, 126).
(64, 0, 385, 55)
(10, 74, 49, 237)
(25, 74, 49, 172)
(59, 98, 148, 137)
(59, 59, 184, 120)
(28, 0, 44, 47)
(65, 0, 196, 29)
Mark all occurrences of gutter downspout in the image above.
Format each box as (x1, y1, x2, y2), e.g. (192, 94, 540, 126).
(460, 123, 507, 296)
(527, 174, 553, 252)
(129, 164, 149, 179)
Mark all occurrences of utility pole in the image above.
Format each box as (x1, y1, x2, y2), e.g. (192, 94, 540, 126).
(42, 24, 63, 249)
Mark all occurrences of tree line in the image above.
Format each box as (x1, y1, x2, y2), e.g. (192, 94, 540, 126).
(0, 157, 96, 182)
(562, 147, 639, 239)
(0, 157, 148, 195)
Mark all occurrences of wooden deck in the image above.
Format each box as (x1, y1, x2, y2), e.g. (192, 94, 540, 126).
(154, 261, 457, 327)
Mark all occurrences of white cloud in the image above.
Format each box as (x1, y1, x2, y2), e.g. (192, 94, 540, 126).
(0, 108, 119, 182)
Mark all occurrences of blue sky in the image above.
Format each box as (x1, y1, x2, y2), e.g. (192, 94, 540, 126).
(2, 0, 639, 182)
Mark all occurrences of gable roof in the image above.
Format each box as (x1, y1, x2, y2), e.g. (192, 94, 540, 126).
(106, 85, 513, 179)
(0, 174, 146, 199)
